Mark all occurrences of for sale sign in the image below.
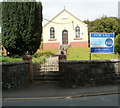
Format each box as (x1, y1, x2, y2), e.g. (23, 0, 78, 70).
(90, 33, 114, 53)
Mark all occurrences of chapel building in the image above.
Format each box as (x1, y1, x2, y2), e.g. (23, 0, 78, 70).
(43, 9, 88, 50)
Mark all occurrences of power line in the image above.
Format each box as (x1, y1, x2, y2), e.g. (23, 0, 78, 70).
(43, 18, 73, 24)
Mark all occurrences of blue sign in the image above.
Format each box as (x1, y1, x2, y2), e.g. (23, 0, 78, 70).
(90, 33, 114, 53)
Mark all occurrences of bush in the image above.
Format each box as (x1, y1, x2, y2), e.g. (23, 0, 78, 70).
(11, 55, 21, 58)
(32, 50, 55, 58)
(115, 34, 120, 54)
(1, 56, 22, 62)
(32, 49, 58, 65)
(32, 57, 46, 65)
(33, 51, 53, 58)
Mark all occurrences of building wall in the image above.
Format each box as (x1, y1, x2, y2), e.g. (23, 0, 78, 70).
(70, 41, 88, 48)
(43, 42, 60, 50)
(43, 10, 88, 49)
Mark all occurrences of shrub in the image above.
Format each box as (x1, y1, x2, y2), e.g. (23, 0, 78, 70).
(32, 57, 46, 65)
(32, 50, 56, 58)
(1, 56, 22, 62)
(33, 51, 53, 58)
(115, 34, 120, 54)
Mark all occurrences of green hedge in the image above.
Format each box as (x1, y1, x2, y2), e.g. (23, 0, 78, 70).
(1, 56, 22, 62)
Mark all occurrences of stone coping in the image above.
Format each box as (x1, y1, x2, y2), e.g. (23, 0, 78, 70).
(2, 61, 29, 66)
(60, 59, 120, 63)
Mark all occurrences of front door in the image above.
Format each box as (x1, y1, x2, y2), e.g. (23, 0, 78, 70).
(62, 30, 68, 45)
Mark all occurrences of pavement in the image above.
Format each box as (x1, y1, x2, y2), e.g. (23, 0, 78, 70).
(2, 82, 120, 100)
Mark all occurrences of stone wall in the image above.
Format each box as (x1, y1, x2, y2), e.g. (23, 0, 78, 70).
(59, 59, 120, 88)
(2, 61, 29, 89)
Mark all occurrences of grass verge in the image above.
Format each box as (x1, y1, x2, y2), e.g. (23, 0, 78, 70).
(67, 48, 119, 60)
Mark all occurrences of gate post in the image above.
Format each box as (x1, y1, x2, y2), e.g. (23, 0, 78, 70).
(23, 52, 33, 82)
(59, 55, 67, 60)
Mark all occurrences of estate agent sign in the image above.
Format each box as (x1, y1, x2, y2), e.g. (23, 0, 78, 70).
(90, 33, 114, 53)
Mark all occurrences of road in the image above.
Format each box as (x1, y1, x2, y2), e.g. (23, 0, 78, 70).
(2, 94, 119, 106)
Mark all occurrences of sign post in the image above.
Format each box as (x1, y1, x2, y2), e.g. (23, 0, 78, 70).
(90, 33, 114, 59)
(90, 51, 92, 60)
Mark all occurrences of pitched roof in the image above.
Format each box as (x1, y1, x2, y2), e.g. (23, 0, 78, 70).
(44, 9, 87, 27)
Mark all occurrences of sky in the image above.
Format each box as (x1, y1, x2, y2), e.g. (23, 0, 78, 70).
(38, 0, 119, 25)
(0, 0, 119, 25)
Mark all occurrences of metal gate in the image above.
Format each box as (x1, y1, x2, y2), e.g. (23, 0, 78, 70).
(33, 56, 60, 81)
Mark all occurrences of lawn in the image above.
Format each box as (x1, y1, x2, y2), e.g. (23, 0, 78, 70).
(67, 48, 120, 60)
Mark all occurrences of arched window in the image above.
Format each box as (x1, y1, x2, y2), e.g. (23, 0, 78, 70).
(50, 27, 55, 39)
(75, 26, 80, 38)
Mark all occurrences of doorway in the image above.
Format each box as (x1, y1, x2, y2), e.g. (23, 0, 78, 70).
(62, 30, 68, 45)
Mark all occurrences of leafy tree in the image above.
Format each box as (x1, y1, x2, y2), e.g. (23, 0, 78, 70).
(115, 34, 120, 54)
(2, 1, 42, 56)
(93, 17, 118, 35)
(117, 18, 120, 34)
(84, 16, 118, 35)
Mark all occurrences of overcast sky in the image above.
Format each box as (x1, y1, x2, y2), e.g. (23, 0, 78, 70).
(39, 0, 119, 25)
(0, 0, 119, 25)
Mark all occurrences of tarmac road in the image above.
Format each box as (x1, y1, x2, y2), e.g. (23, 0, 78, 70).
(2, 94, 119, 106)
(1, 82, 120, 107)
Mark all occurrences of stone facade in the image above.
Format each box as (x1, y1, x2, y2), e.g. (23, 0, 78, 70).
(2, 61, 29, 89)
(59, 59, 120, 87)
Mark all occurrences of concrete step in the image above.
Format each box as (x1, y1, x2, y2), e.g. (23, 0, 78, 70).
(33, 77, 60, 81)
(34, 71, 60, 76)
(33, 75, 60, 81)
(60, 45, 69, 50)
(33, 68, 59, 72)
(33, 71, 60, 81)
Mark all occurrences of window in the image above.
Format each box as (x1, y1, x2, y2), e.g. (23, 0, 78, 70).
(50, 27, 55, 39)
(75, 26, 80, 38)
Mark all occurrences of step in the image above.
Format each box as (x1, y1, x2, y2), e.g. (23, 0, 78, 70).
(33, 76, 60, 81)
(33, 71, 60, 81)
(34, 72, 60, 76)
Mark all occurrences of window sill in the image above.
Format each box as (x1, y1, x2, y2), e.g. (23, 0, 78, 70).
(48, 39, 57, 41)
(74, 38, 82, 40)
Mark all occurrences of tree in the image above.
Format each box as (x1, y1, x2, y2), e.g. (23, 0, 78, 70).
(115, 34, 120, 54)
(0, 2, 1, 27)
(93, 17, 118, 35)
(84, 17, 119, 47)
(2, 1, 43, 56)
(84, 16, 118, 35)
